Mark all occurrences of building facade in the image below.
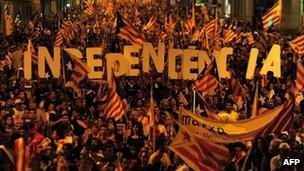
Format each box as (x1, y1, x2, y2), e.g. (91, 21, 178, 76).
(228, 0, 304, 33)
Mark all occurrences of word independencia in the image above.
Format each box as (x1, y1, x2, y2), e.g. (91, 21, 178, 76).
(23, 42, 281, 80)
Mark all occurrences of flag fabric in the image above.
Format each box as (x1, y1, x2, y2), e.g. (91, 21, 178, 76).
(191, 29, 201, 42)
(178, 105, 282, 143)
(4, 4, 14, 36)
(182, 102, 284, 135)
(105, 1, 115, 15)
(27, 39, 38, 64)
(262, 0, 282, 30)
(183, 3, 196, 32)
(84, 1, 95, 16)
(223, 28, 236, 43)
(247, 32, 255, 45)
(289, 34, 304, 55)
(169, 124, 230, 171)
(198, 95, 221, 121)
(115, 11, 144, 46)
(294, 62, 304, 93)
(257, 99, 294, 137)
(63, 49, 91, 96)
(193, 60, 218, 96)
(165, 13, 175, 33)
(203, 19, 216, 38)
(200, 5, 209, 22)
(61, 21, 76, 41)
(103, 71, 124, 120)
(143, 15, 157, 31)
(229, 71, 244, 107)
(54, 29, 64, 47)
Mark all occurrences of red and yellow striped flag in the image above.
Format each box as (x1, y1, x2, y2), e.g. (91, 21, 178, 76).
(199, 96, 221, 121)
(104, 70, 124, 120)
(169, 124, 229, 171)
(223, 28, 236, 43)
(115, 11, 144, 46)
(143, 15, 157, 31)
(61, 21, 76, 41)
(184, 3, 196, 32)
(257, 99, 294, 137)
(262, 0, 282, 30)
(203, 19, 216, 38)
(191, 29, 201, 42)
(295, 62, 304, 93)
(193, 60, 218, 97)
(247, 32, 255, 45)
(84, 0, 95, 16)
(289, 34, 304, 55)
(54, 29, 64, 47)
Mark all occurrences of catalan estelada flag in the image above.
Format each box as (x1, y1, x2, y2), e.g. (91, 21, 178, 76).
(63, 49, 91, 96)
(169, 124, 229, 171)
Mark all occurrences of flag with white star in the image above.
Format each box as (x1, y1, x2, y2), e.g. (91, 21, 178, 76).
(62, 49, 91, 97)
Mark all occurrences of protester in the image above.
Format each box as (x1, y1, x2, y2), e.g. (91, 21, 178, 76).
(0, 0, 303, 171)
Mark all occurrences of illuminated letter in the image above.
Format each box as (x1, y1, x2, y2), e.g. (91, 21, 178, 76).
(260, 44, 281, 77)
(214, 47, 233, 78)
(142, 42, 165, 73)
(106, 53, 129, 80)
(124, 45, 140, 76)
(168, 48, 183, 79)
(86, 47, 103, 79)
(246, 48, 259, 79)
(197, 50, 211, 73)
(183, 49, 198, 80)
(38, 47, 61, 78)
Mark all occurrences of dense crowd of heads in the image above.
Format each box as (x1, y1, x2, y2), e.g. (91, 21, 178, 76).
(0, 1, 303, 170)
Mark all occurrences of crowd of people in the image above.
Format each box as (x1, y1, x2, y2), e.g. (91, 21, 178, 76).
(0, 0, 304, 170)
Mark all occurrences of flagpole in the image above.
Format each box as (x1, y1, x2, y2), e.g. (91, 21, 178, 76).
(61, 49, 67, 85)
(192, 89, 196, 113)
